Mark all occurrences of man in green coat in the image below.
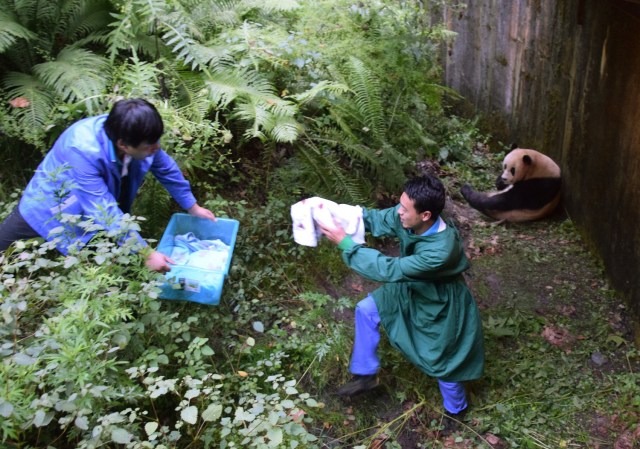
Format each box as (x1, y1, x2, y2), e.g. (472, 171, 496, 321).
(319, 175, 484, 419)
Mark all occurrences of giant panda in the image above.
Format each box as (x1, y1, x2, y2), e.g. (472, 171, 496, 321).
(460, 147, 561, 222)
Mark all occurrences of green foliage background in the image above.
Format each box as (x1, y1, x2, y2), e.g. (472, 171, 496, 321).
(2, 0, 637, 448)
(0, 0, 474, 206)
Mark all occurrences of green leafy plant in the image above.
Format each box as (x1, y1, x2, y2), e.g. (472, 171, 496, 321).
(0, 0, 114, 145)
(0, 210, 330, 448)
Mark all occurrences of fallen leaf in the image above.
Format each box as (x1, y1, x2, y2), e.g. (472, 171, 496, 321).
(370, 433, 389, 449)
(402, 401, 416, 411)
(559, 305, 576, 316)
(609, 312, 623, 326)
(541, 325, 574, 348)
(614, 430, 635, 449)
(9, 97, 30, 108)
(486, 433, 501, 445)
(289, 408, 305, 422)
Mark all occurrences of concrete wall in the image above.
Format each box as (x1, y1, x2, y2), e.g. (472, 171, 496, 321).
(442, 0, 640, 316)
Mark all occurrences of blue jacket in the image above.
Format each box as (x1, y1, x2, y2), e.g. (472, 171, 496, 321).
(19, 115, 197, 254)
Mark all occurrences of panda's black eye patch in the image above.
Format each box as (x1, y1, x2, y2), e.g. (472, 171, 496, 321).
(511, 167, 515, 175)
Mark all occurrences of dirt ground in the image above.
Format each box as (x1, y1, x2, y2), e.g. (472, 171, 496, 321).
(321, 194, 640, 448)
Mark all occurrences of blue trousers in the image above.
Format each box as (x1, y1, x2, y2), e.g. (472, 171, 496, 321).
(350, 295, 468, 414)
(0, 207, 39, 252)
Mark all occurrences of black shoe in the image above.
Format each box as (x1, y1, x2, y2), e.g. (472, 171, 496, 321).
(442, 408, 467, 434)
(336, 374, 378, 397)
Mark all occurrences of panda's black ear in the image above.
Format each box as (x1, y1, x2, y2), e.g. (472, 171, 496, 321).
(522, 155, 533, 165)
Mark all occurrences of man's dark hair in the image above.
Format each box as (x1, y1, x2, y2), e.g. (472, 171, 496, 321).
(103, 98, 164, 147)
(403, 175, 445, 216)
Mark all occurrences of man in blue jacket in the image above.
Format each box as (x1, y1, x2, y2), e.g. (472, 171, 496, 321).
(0, 98, 215, 273)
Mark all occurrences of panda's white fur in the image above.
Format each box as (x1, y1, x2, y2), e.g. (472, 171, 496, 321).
(461, 148, 561, 222)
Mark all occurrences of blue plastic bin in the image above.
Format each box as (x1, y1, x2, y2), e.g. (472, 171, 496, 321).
(157, 213, 239, 305)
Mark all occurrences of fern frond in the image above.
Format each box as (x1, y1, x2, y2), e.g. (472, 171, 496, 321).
(154, 2, 237, 70)
(307, 117, 408, 194)
(0, 0, 37, 22)
(106, 0, 167, 60)
(205, 66, 300, 143)
(133, 0, 169, 20)
(345, 57, 386, 143)
(171, 69, 213, 119)
(233, 101, 300, 142)
(116, 52, 161, 98)
(1, 72, 55, 128)
(331, 105, 366, 141)
(232, 99, 300, 143)
(377, 140, 410, 169)
(315, 124, 405, 190)
(192, 0, 242, 26)
(55, 0, 112, 41)
(186, 42, 236, 71)
(202, 70, 240, 108)
(203, 68, 280, 108)
(33, 48, 109, 110)
(288, 81, 350, 106)
(233, 100, 273, 140)
(295, 137, 371, 205)
(106, 8, 136, 60)
(132, 177, 172, 239)
(269, 117, 300, 143)
(162, 23, 210, 71)
(243, 0, 301, 13)
(403, 115, 437, 147)
(266, 97, 298, 117)
(171, 70, 207, 115)
(0, 10, 36, 53)
(320, 126, 381, 167)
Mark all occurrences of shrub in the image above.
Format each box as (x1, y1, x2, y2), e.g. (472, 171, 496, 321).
(0, 214, 325, 448)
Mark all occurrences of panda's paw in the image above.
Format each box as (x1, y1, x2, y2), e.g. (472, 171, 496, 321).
(460, 184, 474, 199)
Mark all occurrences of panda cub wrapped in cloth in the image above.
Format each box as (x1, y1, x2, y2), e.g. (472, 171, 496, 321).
(461, 147, 561, 222)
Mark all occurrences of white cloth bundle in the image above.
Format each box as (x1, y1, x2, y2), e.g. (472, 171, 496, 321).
(290, 196, 365, 247)
(171, 233, 230, 271)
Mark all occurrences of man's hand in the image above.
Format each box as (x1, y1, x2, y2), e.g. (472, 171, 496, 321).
(318, 221, 347, 245)
(188, 203, 216, 221)
(145, 250, 175, 273)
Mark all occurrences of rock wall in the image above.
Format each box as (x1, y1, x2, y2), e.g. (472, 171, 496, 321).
(442, 0, 640, 317)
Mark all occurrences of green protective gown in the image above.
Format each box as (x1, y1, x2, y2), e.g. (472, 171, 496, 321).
(339, 205, 484, 382)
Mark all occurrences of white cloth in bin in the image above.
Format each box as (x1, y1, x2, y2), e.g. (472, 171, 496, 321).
(290, 197, 365, 247)
(171, 232, 230, 271)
